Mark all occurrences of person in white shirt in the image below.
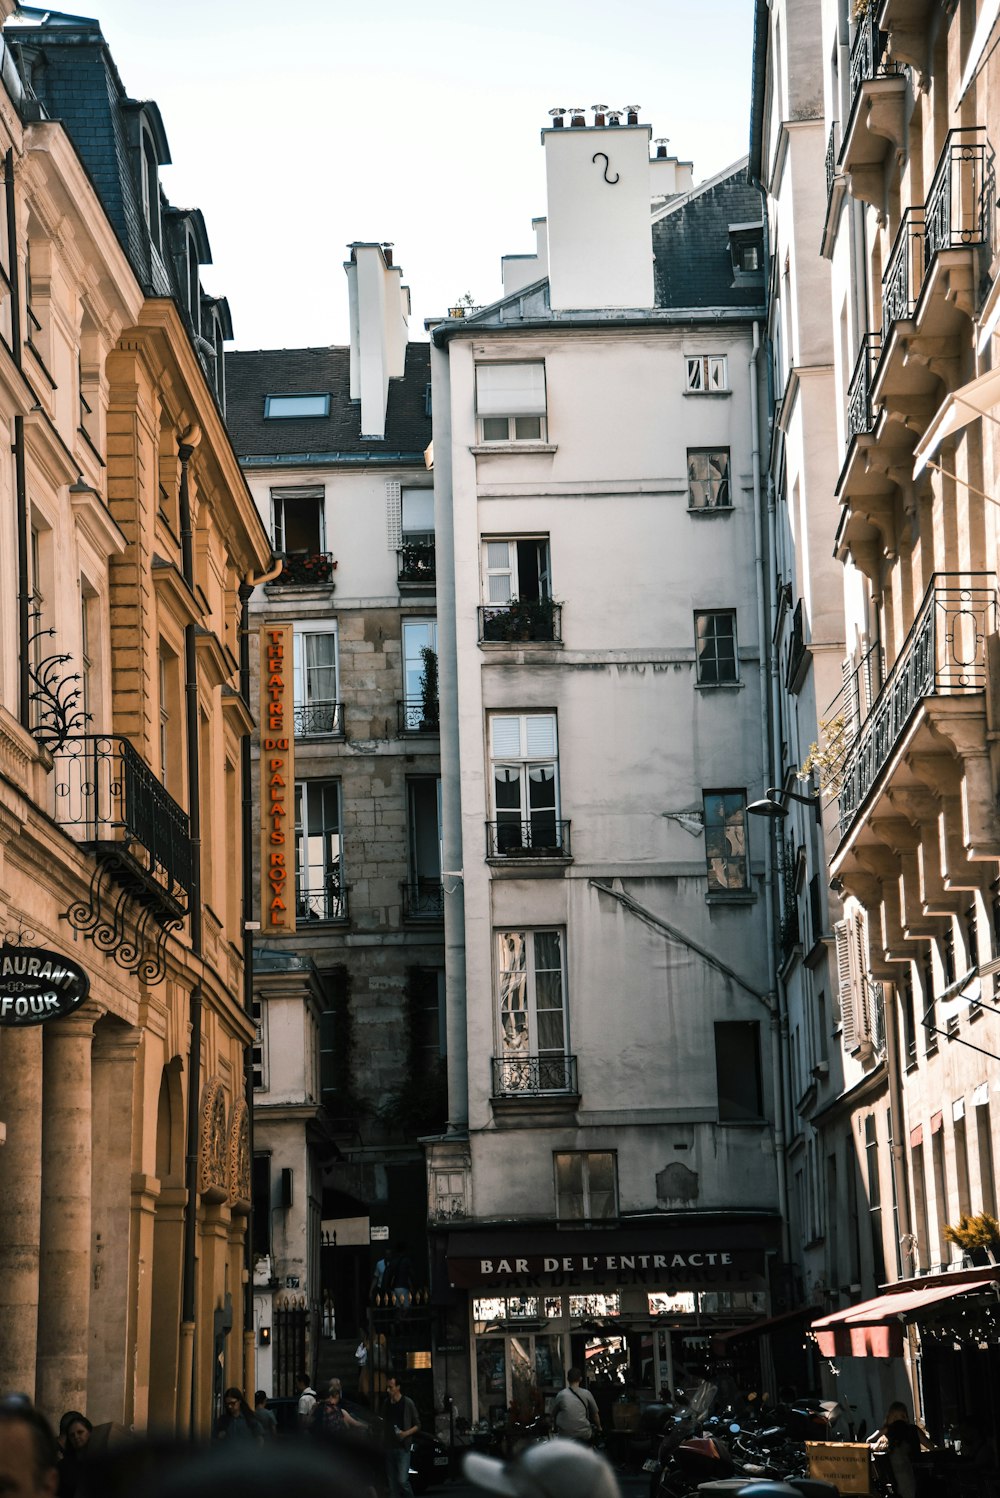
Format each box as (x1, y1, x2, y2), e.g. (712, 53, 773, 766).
(551, 1369, 601, 1444)
(294, 1372, 317, 1429)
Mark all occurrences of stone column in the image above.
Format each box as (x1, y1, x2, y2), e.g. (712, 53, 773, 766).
(0, 1026, 43, 1395)
(36, 1011, 96, 1418)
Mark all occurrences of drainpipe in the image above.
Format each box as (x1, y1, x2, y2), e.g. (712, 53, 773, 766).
(14, 414, 28, 729)
(178, 430, 204, 1437)
(749, 320, 791, 1265)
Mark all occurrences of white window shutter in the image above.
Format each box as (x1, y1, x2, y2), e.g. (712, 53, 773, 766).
(401, 487, 435, 536)
(385, 480, 402, 550)
(851, 911, 872, 1043)
(484, 540, 514, 602)
(476, 363, 546, 417)
(491, 716, 522, 756)
(525, 714, 557, 757)
(835, 920, 857, 1051)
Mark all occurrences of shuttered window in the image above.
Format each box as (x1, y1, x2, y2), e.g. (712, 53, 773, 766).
(385, 480, 402, 550)
(475, 363, 546, 416)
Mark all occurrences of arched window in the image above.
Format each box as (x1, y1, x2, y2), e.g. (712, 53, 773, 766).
(141, 128, 161, 252)
(187, 232, 200, 335)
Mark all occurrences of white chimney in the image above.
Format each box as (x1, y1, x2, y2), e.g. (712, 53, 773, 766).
(543, 109, 654, 310)
(501, 217, 550, 296)
(344, 242, 409, 439)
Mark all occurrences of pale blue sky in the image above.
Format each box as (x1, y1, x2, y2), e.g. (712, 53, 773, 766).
(77, 0, 756, 348)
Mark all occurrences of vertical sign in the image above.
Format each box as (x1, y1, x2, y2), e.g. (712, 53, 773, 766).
(260, 624, 295, 934)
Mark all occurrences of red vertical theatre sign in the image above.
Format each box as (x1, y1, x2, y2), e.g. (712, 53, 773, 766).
(260, 624, 295, 935)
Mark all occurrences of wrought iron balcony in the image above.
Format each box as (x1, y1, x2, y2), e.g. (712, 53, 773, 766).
(882, 208, 925, 328)
(297, 875, 349, 923)
(397, 541, 436, 585)
(486, 819, 572, 859)
(271, 552, 336, 587)
(924, 127, 993, 263)
(479, 600, 562, 644)
(838, 575, 998, 834)
(849, 12, 899, 99)
(52, 734, 193, 918)
(293, 700, 345, 738)
(401, 880, 444, 921)
(846, 332, 882, 442)
(491, 1053, 578, 1097)
(825, 120, 839, 203)
(398, 698, 439, 735)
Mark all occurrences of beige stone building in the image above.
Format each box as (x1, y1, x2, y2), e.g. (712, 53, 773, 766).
(0, 7, 270, 1434)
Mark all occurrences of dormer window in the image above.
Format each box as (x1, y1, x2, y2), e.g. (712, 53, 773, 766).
(186, 232, 200, 335)
(729, 222, 765, 279)
(142, 129, 161, 252)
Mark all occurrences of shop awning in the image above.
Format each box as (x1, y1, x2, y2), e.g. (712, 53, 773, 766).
(913, 366, 1000, 477)
(711, 1305, 814, 1354)
(810, 1278, 997, 1359)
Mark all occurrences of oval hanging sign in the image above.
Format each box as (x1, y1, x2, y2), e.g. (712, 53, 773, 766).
(0, 948, 90, 1026)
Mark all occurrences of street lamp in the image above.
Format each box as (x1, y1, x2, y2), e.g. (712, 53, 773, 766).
(746, 787, 822, 825)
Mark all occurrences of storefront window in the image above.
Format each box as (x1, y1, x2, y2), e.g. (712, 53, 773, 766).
(568, 1292, 620, 1318)
(473, 1296, 539, 1328)
(476, 1339, 507, 1424)
(544, 1296, 563, 1319)
(649, 1292, 697, 1315)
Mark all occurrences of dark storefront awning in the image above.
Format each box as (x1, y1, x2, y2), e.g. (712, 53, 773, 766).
(711, 1305, 815, 1354)
(445, 1219, 781, 1291)
(810, 1277, 998, 1359)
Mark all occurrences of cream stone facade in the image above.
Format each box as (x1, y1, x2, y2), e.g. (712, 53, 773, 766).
(0, 7, 270, 1436)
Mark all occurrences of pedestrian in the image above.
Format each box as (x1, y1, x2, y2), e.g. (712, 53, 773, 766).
(294, 1372, 318, 1430)
(212, 1388, 261, 1445)
(464, 1438, 621, 1498)
(382, 1375, 420, 1498)
(0, 1398, 60, 1498)
(870, 1400, 931, 1498)
(551, 1368, 601, 1444)
(252, 1392, 277, 1439)
(56, 1412, 91, 1497)
(311, 1379, 365, 1441)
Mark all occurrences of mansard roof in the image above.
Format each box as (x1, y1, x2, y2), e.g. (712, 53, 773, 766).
(225, 343, 432, 464)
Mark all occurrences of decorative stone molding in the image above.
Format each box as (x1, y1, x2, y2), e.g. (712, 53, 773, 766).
(199, 1076, 228, 1201)
(227, 1096, 251, 1213)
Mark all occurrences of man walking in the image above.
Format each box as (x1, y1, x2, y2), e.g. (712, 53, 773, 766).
(294, 1371, 318, 1430)
(382, 1375, 420, 1498)
(551, 1368, 601, 1444)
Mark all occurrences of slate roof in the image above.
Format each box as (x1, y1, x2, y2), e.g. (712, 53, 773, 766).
(225, 343, 432, 461)
(652, 163, 765, 311)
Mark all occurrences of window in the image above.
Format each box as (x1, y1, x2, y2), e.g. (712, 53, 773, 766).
(271, 486, 325, 556)
(695, 610, 738, 684)
(703, 791, 749, 891)
(489, 713, 560, 853)
(141, 128, 161, 251)
(264, 393, 331, 419)
(687, 449, 732, 510)
(496, 930, 569, 1090)
(402, 488, 435, 544)
(738, 243, 760, 272)
(293, 627, 341, 736)
(406, 778, 443, 915)
(864, 1113, 886, 1283)
(685, 355, 728, 393)
(555, 1152, 617, 1222)
(252, 998, 268, 1091)
(402, 618, 438, 731)
(295, 780, 346, 921)
(715, 1021, 763, 1121)
(475, 362, 546, 442)
(482, 537, 551, 604)
(80, 583, 96, 726)
(410, 967, 446, 1066)
(186, 232, 200, 336)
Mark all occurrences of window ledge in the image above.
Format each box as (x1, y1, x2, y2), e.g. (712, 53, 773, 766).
(717, 1117, 767, 1128)
(470, 442, 558, 455)
(694, 680, 744, 691)
(478, 639, 563, 652)
(688, 505, 735, 516)
(682, 390, 732, 399)
(705, 890, 755, 906)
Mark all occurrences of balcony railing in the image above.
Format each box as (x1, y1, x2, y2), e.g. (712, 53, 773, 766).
(882, 207, 925, 327)
(293, 701, 345, 737)
(479, 600, 562, 644)
(486, 818, 572, 859)
(397, 541, 436, 584)
(401, 880, 444, 920)
(297, 875, 348, 923)
(924, 127, 993, 262)
(271, 552, 336, 587)
(398, 698, 439, 735)
(52, 734, 193, 915)
(491, 1053, 578, 1097)
(825, 120, 839, 203)
(846, 332, 882, 442)
(849, 12, 899, 99)
(838, 575, 998, 833)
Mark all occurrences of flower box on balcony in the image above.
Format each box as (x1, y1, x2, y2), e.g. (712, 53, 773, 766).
(272, 552, 337, 587)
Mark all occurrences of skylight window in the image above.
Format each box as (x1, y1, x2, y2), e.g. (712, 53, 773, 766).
(264, 393, 331, 419)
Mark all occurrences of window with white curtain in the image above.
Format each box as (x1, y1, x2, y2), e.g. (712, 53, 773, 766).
(293, 626, 341, 736)
(475, 362, 547, 442)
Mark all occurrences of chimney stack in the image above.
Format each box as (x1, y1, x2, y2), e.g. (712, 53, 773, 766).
(344, 242, 409, 440)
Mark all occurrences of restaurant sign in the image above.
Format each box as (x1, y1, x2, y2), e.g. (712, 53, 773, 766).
(0, 948, 90, 1026)
(448, 1247, 762, 1290)
(260, 624, 295, 935)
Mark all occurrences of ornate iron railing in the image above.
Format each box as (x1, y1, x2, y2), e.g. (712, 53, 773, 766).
(401, 880, 444, 920)
(398, 698, 439, 735)
(838, 575, 998, 833)
(271, 552, 336, 587)
(849, 12, 899, 98)
(297, 873, 348, 923)
(486, 819, 572, 858)
(882, 208, 926, 327)
(491, 1053, 578, 1097)
(293, 700, 345, 737)
(397, 542, 436, 584)
(825, 120, 839, 203)
(846, 332, 882, 442)
(479, 600, 562, 643)
(52, 734, 193, 908)
(924, 126, 993, 262)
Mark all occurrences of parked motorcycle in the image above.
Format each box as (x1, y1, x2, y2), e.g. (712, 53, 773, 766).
(408, 1429, 453, 1494)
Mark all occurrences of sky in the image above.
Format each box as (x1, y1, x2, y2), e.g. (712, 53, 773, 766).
(75, 0, 756, 350)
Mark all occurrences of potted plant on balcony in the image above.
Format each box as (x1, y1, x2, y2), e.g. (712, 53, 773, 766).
(944, 1212, 1000, 1265)
(419, 646, 439, 731)
(484, 597, 557, 643)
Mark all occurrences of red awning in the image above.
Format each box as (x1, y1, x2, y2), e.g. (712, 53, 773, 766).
(810, 1278, 996, 1359)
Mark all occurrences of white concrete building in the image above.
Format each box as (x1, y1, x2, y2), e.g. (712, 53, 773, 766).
(425, 108, 785, 1429)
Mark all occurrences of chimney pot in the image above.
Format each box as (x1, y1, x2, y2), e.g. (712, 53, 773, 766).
(606, 110, 622, 127)
(569, 107, 586, 127)
(592, 103, 608, 127)
(625, 105, 640, 125)
(548, 107, 566, 127)
(382, 242, 394, 265)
